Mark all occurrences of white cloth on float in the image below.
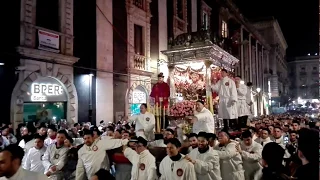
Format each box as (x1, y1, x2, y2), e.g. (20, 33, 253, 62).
(211, 77, 238, 119)
(192, 107, 215, 134)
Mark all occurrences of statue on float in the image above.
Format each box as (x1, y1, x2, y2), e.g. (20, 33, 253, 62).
(150, 73, 170, 107)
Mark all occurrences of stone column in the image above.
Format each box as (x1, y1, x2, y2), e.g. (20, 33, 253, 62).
(168, 63, 176, 104)
(205, 60, 214, 113)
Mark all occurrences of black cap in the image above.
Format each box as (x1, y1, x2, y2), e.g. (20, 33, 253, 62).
(137, 136, 148, 147)
(188, 133, 197, 139)
(158, 72, 164, 78)
(166, 138, 181, 148)
(197, 132, 208, 139)
(196, 100, 205, 105)
(165, 128, 174, 135)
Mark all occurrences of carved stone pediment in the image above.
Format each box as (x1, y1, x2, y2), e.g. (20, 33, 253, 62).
(17, 46, 79, 65)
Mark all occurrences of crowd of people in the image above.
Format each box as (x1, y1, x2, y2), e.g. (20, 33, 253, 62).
(0, 111, 318, 180)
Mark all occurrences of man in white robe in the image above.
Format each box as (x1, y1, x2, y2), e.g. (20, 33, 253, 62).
(127, 103, 155, 141)
(23, 134, 47, 173)
(254, 128, 272, 147)
(211, 69, 238, 131)
(187, 132, 221, 180)
(123, 136, 157, 180)
(236, 130, 262, 180)
(0, 145, 49, 180)
(76, 129, 129, 180)
(192, 100, 215, 134)
(235, 76, 250, 129)
(159, 138, 196, 180)
(42, 130, 69, 180)
(214, 131, 244, 180)
(245, 82, 253, 118)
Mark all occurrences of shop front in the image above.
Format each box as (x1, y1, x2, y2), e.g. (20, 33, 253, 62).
(126, 75, 151, 116)
(11, 48, 79, 129)
(22, 77, 68, 124)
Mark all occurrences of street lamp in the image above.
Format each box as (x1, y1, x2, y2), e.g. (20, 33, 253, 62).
(256, 88, 261, 93)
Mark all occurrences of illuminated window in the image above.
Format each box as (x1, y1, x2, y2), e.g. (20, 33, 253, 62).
(222, 21, 228, 38)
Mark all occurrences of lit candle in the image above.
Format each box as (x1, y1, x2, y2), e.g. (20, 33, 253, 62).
(163, 106, 166, 130)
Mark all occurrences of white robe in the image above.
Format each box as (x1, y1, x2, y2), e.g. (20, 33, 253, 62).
(188, 147, 222, 180)
(76, 138, 128, 180)
(192, 107, 215, 134)
(129, 112, 156, 141)
(211, 77, 238, 119)
(44, 138, 56, 147)
(159, 155, 196, 180)
(239, 141, 262, 180)
(124, 148, 157, 180)
(23, 146, 47, 173)
(42, 144, 69, 180)
(0, 167, 49, 180)
(148, 139, 166, 148)
(254, 137, 272, 147)
(237, 84, 250, 117)
(245, 87, 253, 114)
(214, 140, 245, 180)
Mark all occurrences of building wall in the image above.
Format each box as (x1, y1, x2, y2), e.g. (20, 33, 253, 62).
(96, 0, 114, 124)
(253, 20, 288, 98)
(73, 0, 97, 124)
(13, 0, 79, 129)
(0, 1, 21, 124)
(113, 0, 128, 118)
(288, 56, 319, 99)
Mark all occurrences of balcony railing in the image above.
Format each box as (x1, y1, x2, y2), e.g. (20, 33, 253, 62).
(133, 0, 144, 10)
(133, 54, 147, 71)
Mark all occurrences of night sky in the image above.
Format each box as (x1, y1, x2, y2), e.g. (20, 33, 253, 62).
(235, 0, 319, 58)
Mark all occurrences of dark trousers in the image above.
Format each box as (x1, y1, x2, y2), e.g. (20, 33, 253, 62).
(223, 119, 238, 131)
(238, 116, 248, 128)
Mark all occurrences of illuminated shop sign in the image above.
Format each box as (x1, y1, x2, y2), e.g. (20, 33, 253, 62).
(31, 83, 64, 102)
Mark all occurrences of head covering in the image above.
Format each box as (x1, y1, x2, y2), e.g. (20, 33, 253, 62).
(158, 72, 164, 78)
(197, 132, 208, 139)
(188, 133, 197, 139)
(165, 128, 174, 135)
(166, 138, 181, 148)
(196, 100, 205, 105)
(221, 68, 228, 73)
(137, 136, 148, 147)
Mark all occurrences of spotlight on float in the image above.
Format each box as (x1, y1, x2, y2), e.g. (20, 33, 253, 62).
(0, 63, 4, 66)
(256, 88, 261, 93)
(240, 80, 244, 85)
(89, 73, 94, 77)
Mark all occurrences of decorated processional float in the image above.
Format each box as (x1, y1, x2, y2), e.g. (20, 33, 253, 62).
(148, 28, 240, 140)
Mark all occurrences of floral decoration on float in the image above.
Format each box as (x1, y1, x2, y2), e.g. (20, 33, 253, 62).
(168, 101, 195, 137)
